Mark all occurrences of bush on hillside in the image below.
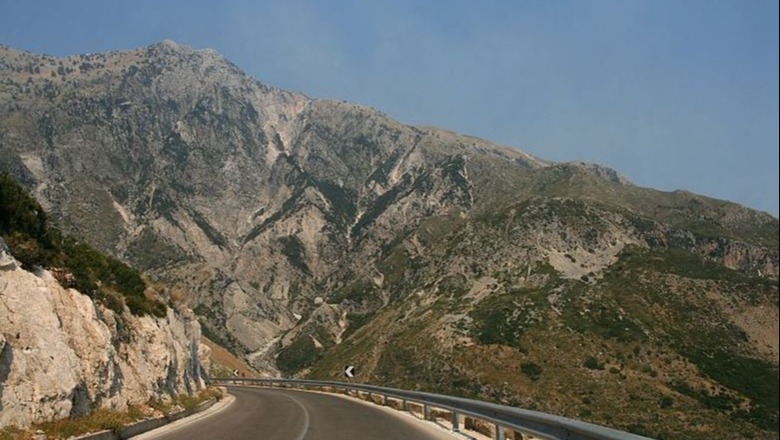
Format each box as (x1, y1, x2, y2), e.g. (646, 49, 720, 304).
(0, 173, 166, 317)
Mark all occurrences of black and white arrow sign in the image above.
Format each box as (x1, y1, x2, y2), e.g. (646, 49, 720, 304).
(344, 365, 356, 378)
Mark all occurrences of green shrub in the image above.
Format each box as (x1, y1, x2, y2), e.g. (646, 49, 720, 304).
(520, 362, 543, 381)
(341, 312, 376, 340)
(277, 334, 321, 374)
(583, 356, 605, 370)
(469, 291, 545, 347)
(672, 349, 779, 430)
(0, 173, 63, 269)
(670, 380, 738, 411)
(329, 278, 377, 304)
(279, 235, 310, 274)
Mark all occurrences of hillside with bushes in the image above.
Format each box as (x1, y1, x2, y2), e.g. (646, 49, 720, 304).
(1, 173, 166, 317)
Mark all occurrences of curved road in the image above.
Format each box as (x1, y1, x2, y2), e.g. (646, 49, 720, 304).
(141, 386, 454, 440)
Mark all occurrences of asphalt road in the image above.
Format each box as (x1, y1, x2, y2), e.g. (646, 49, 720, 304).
(141, 386, 455, 440)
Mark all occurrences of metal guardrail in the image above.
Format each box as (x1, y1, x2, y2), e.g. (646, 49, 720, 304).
(209, 378, 653, 440)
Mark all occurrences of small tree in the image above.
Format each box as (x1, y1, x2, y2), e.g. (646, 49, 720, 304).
(583, 356, 605, 370)
(521, 362, 543, 381)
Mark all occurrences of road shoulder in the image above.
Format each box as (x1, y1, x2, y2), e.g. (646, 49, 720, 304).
(131, 393, 236, 439)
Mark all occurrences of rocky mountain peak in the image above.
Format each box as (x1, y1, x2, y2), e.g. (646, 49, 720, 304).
(563, 161, 631, 184)
(154, 38, 188, 52)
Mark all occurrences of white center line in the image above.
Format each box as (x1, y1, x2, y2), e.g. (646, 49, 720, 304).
(284, 393, 311, 440)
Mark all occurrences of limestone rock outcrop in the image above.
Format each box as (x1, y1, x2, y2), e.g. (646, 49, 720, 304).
(0, 245, 205, 428)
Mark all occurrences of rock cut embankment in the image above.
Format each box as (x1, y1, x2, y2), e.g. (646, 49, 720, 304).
(0, 238, 206, 428)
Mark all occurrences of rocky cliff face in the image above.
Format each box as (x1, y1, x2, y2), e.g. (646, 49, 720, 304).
(0, 239, 204, 428)
(0, 41, 777, 438)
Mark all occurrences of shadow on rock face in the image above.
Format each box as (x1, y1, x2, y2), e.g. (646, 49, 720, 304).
(0, 337, 14, 413)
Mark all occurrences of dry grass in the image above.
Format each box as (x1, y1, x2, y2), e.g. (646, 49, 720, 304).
(406, 402, 425, 418)
(0, 388, 224, 440)
(148, 387, 224, 416)
(34, 407, 142, 439)
(386, 398, 403, 411)
(429, 408, 450, 421)
(465, 417, 495, 437)
(201, 336, 257, 378)
(168, 286, 187, 306)
(0, 426, 34, 440)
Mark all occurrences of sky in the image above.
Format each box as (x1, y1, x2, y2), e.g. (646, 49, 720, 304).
(1, 0, 778, 215)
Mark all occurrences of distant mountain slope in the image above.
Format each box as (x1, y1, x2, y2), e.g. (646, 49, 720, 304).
(0, 41, 777, 438)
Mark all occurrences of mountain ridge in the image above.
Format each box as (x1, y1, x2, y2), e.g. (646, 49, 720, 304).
(0, 40, 777, 439)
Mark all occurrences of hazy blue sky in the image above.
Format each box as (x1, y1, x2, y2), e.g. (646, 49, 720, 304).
(1, 0, 778, 215)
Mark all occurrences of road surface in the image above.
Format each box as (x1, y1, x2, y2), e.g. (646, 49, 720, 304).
(140, 386, 455, 440)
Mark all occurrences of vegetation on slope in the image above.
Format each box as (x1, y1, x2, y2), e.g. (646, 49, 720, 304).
(522, 164, 779, 249)
(277, 325, 336, 375)
(200, 336, 258, 378)
(306, 200, 778, 440)
(0, 173, 166, 317)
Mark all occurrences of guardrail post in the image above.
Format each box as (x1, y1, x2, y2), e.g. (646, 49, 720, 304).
(495, 424, 505, 440)
(451, 412, 460, 432)
(402, 399, 407, 412)
(382, 394, 388, 406)
(423, 404, 430, 420)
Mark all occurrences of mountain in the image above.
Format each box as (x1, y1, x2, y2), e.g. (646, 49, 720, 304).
(0, 41, 777, 438)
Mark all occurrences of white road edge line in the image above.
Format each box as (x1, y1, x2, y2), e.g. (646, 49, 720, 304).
(269, 387, 467, 440)
(131, 394, 236, 439)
